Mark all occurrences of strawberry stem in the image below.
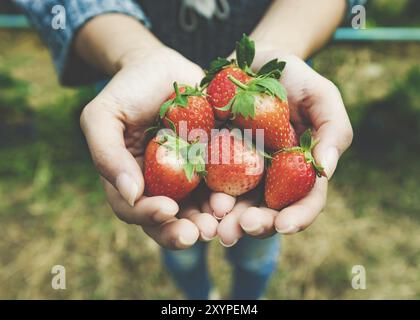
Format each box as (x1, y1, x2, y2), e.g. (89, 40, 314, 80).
(173, 82, 181, 97)
(227, 75, 248, 91)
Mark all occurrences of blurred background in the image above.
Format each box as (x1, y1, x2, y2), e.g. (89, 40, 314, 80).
(0, 0, 419, 299)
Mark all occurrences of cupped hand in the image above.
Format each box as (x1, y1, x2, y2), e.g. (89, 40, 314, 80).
(215, 52, 353, 245)
(80, 47, 220, 249)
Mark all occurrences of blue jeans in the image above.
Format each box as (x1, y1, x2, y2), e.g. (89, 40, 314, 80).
(162, 234, 281, 300)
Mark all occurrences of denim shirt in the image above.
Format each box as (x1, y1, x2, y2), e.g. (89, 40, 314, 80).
(13, 0, 365, 86)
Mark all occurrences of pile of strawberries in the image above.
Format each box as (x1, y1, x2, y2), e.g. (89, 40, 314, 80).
(144, 35, 324, 210)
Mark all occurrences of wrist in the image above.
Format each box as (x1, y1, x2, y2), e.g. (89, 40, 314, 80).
(116, 43, 167, 70)
(253, 37, 308, 60)
(118, 46, 204, 88)
(75, 13, 163, 75)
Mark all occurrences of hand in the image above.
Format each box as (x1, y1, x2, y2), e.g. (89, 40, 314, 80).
(80, 47, 220, 249)
(215, 52, 353, 245)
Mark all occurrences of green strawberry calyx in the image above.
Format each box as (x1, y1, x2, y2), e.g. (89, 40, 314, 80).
(235, 33, 255, 75)
(216, 74, 288, 119)
(281, 129, 325, 177)
(257, 59, 286, 80)
(159, 82, 204, 119)
(200, 34, 286, 87)
(157, 133, 206, 182)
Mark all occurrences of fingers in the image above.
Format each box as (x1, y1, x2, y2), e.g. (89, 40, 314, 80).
(178, 200, 218, 242)
(103, 178, 179, 226)
(216, 206, 243, 247)
(209, 192, 237, 219)
(105, 178, 205, 249)
(143, 218, 200, 250)
(309, 79, 353, 179)
(217, 188, 261, 246)
(239, 207, 277, 238)
(274, 177, 328, 234)
(80, 100, 143, 206)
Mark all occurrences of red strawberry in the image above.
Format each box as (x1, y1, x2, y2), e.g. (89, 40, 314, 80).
(206, 66, 251, 120)
(264, 130, 324, 210)
(228, 75, 291, 151)
(160, 82, 215, 143)
(202, 34, 287, 126)
(144, 134, 206, 202)
(206, 128, 264, 196)
(201, 34, 256, 121)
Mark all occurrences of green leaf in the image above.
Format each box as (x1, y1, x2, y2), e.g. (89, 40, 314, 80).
(194, 156, 206, 175)
(183, 141, 207, 181)
(144, 125, 159, 135)
(251, 78, 288, 102)
(175, 94, 188, 106)
(162, 134, 189, 152)
(200, 57, 231, 87)
(273, 84, 287, 102)
(183, 85, 203, 96)
(159, 99, 174, 118)
(215, 98, 234, 111)
(299, 129, 312, 151)
(257, 59, 286, 79)
(235, 34, 255, 70)
(313, 162, 325, 177)
(210, 57, 231, 70)
(183, 163, 194, 182)
(231, 91, 255, 119)
(164, 117, 177, 133)
(260, 150, 273, 159)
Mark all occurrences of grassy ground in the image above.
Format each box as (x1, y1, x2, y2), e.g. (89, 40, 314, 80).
(0, 30, 419, 299)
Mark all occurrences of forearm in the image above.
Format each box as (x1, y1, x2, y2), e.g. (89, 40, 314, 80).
(75, 13, 163, 75)
(251, 0, 346, 59)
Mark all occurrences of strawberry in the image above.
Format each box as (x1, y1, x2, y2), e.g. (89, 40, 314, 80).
(159, 82, 215, 143)
(228, 75, 291, 151)
(201, 35, 255, 121)
(206, 67, 251, 120)
(144, 134, 206, 202)
(264, 130, 324, 210)
(202, 34, 287, 123)
(205, 128, 264, 196)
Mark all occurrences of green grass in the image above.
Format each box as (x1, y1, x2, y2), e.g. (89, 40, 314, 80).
(0, 30, 419, 299)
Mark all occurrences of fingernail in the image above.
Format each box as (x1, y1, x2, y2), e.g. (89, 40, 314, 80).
(177, 235, 196, 247)
(322, 147, 339, 179)
(219, 238, 238, 248)
(242, 223, 263, 235)
(213, 212, 227, 220)
(116, 173, 139, 207)
(201, 233, 215, 242)
(276, 224, 300, 234)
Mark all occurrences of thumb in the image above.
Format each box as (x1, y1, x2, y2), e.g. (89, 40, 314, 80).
(313, 125, 346, 179)
(308, 80, 353, 179)
(80, 100, 143, 206)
